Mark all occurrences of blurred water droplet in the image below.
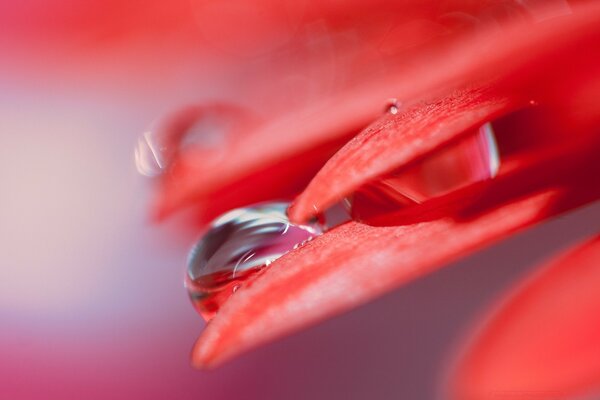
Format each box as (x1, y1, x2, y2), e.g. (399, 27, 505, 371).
(134, 104, 246, 178)
(348, 122, 500, 221)
(386, 98, 401, 115)
(186, 202, 323, 321)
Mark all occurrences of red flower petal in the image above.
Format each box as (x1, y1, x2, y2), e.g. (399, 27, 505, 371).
(288, 87, 514, 221)
(289, 6, 600, 222)
(192, 151, 600, 367)
(153, 1, 580, 221)
(452, 235, 600, 399)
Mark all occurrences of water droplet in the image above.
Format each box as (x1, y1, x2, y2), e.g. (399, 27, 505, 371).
(529, 99, 539, 106)
(134, 104, 248, 177)
(348, 122, 500, 221)
(386, 98, 401, 115)
(185, 202, 323, 321)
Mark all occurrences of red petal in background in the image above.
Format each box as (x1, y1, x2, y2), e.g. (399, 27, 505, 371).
(451, 235, 600, 400)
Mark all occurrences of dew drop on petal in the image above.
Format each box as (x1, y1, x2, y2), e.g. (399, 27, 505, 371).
(385, 98, 401, 115)
(347, 122, 500, 221)
(185, 202, 323, 321)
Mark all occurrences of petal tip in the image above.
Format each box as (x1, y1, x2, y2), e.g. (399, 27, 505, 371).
(287, 199, 317, 224)
(190, 336, 222, 370)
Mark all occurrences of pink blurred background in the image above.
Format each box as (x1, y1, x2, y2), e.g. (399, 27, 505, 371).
(1, 1, 598, 398)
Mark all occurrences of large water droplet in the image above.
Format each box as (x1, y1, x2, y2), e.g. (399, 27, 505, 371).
(348, 122, 500, 220)
(186, 202, 323, 321)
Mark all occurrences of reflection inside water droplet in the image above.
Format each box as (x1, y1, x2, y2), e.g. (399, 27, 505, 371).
(347, 122, 500, 220)
(186, 202, 323, 321)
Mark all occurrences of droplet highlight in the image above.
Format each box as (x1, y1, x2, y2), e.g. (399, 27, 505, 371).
(386, 98, 401, 115)
(134, 131, 169, 177)
(185, 202, 323, 321)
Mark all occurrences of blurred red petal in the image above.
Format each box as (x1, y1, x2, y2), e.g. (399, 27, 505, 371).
(452, 235, 600, 399)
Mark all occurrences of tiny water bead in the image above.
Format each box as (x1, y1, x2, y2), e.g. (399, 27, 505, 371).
(186, 202, 324, 321)
(347, 122, 500, 220)
(386, 98, 401, 115)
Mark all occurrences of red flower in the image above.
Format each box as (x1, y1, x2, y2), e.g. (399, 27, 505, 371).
(152, 0, 600, 397)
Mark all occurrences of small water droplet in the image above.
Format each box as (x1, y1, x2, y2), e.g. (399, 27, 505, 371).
(185, 202, 323, 321)
(348, 122, 500, 221)
(529, 99, 539, 106)
(386, 98, 401, 115)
